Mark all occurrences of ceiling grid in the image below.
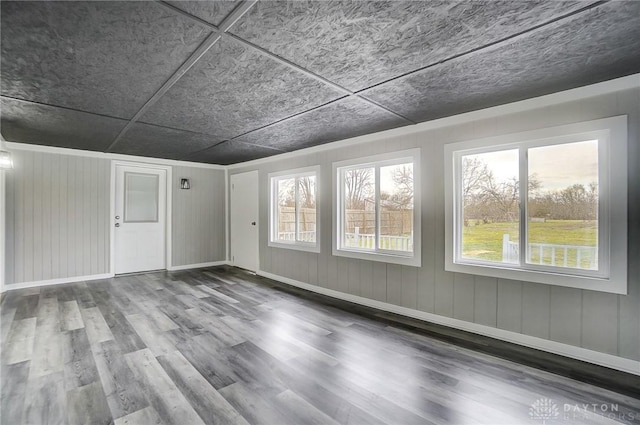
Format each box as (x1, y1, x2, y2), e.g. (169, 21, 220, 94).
(1, 0, 639, 164)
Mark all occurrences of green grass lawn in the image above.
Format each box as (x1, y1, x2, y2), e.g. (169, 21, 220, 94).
(462, 220, 597, 267)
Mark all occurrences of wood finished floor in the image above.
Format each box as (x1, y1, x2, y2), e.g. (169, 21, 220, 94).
(1, 266, 638, 425)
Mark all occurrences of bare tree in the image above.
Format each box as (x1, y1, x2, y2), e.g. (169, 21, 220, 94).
(345, 168, 373, 209)
(298, 176, 316, 208)
(462, 157, 492, 203)
(388, 165, 414, 210)
(277, 178, 295, 206)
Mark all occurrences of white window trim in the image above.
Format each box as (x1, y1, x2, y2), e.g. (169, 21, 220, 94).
(444, 116, 627, 294)
(333, 148, 421, 267)
(268, 165, 320, 253)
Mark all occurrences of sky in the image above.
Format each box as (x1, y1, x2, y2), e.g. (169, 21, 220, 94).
(466, 140, 598, 193)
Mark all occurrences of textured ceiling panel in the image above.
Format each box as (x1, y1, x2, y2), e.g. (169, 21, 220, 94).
(0, 98, 127, 151)
(0, 1, 209, 119)
(165, 1, 240, 26)
(233, 97, 406, 151)
(363, 2, 640, 124)
(231, 0, 586, 92)
(140, 37, 344, 139)
(183, 141, 283, 165)
(111, 123, 221, 161)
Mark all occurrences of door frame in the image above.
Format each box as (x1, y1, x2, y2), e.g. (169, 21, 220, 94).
(230, 170, 259, 272)
(110, 160, 173, 275)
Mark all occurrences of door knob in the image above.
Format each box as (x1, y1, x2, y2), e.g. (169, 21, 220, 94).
(115, 223, 120, 227)
(251, 221, 256, 226)
(115, 215, 120, 220)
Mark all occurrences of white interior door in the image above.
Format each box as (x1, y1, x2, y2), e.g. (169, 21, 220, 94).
(230, 171, 259, 272)
(114, 164, 167, 274)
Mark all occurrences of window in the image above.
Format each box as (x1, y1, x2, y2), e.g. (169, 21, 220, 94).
(333, 149, 421, 266)
(269, 166, 320, 252)
(445, 116, 627, 294)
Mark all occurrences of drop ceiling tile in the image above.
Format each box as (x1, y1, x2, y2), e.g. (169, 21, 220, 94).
(363, 2, 640, 124)
(183, 141, 283, 165)
(111, 123, 222, 161)
(1, 1, 209, 119)
(140, 37, 344, 139)
(165, 1, 240, 26)
(233, 97, 407, 152)
(231, 0, 587, 92)
(0, 98, 127, 151)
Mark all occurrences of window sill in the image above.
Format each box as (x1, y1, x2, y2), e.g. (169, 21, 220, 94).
(445, 261, 626, 295)
(333, 247, 421, 267)
(268, 241, 320, 253)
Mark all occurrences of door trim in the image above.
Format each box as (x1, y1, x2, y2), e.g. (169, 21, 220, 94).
(110, 160, 173, 276)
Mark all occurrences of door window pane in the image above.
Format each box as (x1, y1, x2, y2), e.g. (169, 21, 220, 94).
(379, 163, 413, 252)
(461, 149, 519, 263)
(344, 167, 375, 249)
(124, 173, 159, 222)
(527, 140, 598, 269)
(297, 176, 316, 242)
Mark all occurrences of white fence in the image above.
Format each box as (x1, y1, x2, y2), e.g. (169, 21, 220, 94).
(277, 231, 316, 242)
(502, 234, 597, 269)
(277, 228, 412, 251)
(345, 227, 412, 251)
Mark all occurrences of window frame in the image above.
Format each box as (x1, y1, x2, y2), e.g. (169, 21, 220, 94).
(333, 148, 421, 267)
(444, 116, 627, 294)
(268, 166, 320, 253)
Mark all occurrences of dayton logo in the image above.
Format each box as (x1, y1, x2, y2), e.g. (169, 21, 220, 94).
(529, 398, 560, 424)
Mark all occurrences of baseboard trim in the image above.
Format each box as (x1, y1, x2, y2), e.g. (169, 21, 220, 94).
(257, 270, 640, 376)
(2, 273, 114, 292)
(167, 261, 229, 271)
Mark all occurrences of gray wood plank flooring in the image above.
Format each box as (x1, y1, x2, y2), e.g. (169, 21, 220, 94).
(1, 266, 638, 424)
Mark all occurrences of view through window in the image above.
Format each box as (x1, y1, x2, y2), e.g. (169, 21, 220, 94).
(459, 140, 599, 272)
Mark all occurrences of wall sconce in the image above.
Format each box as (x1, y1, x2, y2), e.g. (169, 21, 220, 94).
(180, 178, 190, 190)
(0, 151, 13, 170)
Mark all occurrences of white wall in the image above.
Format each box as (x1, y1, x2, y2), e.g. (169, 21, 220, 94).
(229, 82, 640, 369)
(3, 150, 227, 288)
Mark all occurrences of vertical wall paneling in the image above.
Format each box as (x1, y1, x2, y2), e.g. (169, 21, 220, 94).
(453, 273, 475, 323)
(359, 260, 373, 300)
(473, 276, 497, 327)
(400, 266, 418, 310)
(521, 282, 551, 339)
(417, 142, 436, 313)
(386, 264, 402, 306)
(307, 254, 318, 286)
(98, 159, 108, 273)
(0, 165, 4, 292)
(619, 295, 640, 361)
(617, 88, 640, 361)
(549, 286, 583, 348)
(74, 155, 83, 277)
(50, 154, 60, 279)
(347, 259, 360, 296)
(371, 262, 387, 302)
(582, 291, 618, 355)
(82, 158, 92, 276)
(496, 279, 523, 333)
(5, 151, 110, 285)
(325, 254, 338, 291)
(317, 250, 328, 289)
(33, 152, 44, 281)
(59, 155, 69, 279)
(23, 150, 33, 282)
(5, 154, 15, 284)
(434, 273, 454, 318)
(171, 167, 226, 267)
(336, 257, 349, 294)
